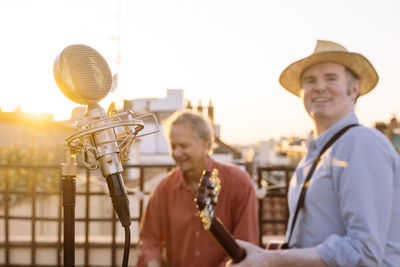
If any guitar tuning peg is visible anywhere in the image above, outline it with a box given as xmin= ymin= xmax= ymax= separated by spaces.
xmin=215 ymin=178 xmax=221 ymax=195
xmin=200 ymin=209 xmax=211 ymax=229
xmin=212 ymin=168 xmax=219 ymax=178
xmin=211 ymin=195 xmax=218 ymax=205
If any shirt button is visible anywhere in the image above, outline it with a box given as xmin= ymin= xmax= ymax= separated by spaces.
xmin=195 ymin=251 xmax=200 ymax=256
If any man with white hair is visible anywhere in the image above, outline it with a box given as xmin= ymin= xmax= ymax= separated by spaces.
xmin=228 ymin=40 xmax=400 ymax=266
xmin=137 ymin=110 xmax=259 ymax=267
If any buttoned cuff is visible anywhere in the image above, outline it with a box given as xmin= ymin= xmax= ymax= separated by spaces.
xmin=316 ymin=234 xmax=360 ymax=267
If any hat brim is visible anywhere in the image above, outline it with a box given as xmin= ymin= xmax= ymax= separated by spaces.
xmin=279 ymin=51 xmax=379 ymax=97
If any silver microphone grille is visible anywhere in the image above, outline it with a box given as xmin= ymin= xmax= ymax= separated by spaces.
xmin=54 ymin=44 xmax=112 ymax=105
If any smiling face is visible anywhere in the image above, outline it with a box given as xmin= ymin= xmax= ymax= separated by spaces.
xmin=169 ymin=122 xmax=210 ymax=183
xmin=300 ymin=62 xmax=360 ymax=135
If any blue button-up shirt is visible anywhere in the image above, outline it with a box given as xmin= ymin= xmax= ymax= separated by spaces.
xmin=287 ymin=112 xmax=400 ymax=266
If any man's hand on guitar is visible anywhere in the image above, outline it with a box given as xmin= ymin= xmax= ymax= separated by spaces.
xmin=226 ymin=240 xmax=330 ymax=267
xmin=225 ymin=240 xmax=271 ymax=267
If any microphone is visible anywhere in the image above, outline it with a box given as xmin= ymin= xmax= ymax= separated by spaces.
xmin=53 ymin=44 xmax=155 ymax=228
xmin=54 ymin=44 xmax=161 ymax=267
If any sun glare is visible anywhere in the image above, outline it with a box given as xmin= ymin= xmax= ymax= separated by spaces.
xmin=0 ymin=86 xmax=77 ymax=122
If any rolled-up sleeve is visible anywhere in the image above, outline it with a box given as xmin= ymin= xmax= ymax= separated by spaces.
xmin=316 ymin=129 xmax=394 ymax=266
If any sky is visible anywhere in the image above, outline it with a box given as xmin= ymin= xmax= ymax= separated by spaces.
xmin=1 ymin=0 xmax=400 ymax=145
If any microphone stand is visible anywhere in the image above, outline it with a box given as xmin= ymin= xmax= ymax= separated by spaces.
xmin=61 ymin=143 xmax=77 ymax=267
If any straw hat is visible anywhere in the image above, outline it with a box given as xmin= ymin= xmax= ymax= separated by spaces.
xmin=279 ymin=40 xmax=379 ymax=97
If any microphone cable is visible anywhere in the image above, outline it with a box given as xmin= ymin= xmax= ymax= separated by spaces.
xmin=106 ymin=172 xmax=131 ymax=267
xmin=123 ymin=226 xmax=131 ymax=267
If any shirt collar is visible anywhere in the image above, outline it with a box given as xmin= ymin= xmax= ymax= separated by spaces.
xmin=174 ymin=156 xmax=216 ymax=190
xmin=308 ymin=112 xmax=359 ymax=153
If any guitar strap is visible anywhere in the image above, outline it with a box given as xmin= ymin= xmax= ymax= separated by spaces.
xmin=283 ymin=123 xmax=359 ymax=249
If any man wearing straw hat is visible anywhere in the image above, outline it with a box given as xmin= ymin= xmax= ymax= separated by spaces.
xmin=227 ymin=40 xmax=400 ymax=266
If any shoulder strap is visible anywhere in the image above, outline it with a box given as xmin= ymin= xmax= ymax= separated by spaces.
xmin=285 ymin=124 xmax=359 ymax=247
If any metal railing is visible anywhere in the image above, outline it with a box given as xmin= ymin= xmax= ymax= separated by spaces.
xmin=257 ymin=165 xmax=295 ymax=247
xmin=0 ymin=164 xmax=61 ymax=267
xmin=0 ymin=163 xmax=293 ymax=266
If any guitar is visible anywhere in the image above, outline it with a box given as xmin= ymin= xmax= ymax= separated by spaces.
xmin=195 ymin=169 xmax=247 ymax=263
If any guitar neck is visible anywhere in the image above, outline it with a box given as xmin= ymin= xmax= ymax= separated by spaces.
xmin=209 ymin=217 xmax=246 ymax=263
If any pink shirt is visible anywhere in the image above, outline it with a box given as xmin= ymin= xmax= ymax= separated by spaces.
xmin=137 ymin=157 xmax=259 ymax=267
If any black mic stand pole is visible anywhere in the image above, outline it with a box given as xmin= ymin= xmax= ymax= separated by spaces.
xmin=61 ymin=143 xmax=77 ymax=267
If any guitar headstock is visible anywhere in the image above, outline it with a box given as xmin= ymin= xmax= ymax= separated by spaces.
xmin=195 ymin=169 xmax=247 ymax=263
xmin=195 ymin=168 xmax=221 ymax=229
